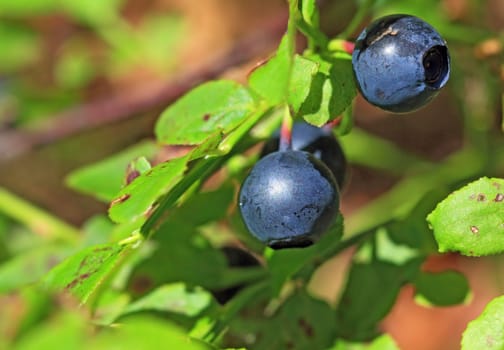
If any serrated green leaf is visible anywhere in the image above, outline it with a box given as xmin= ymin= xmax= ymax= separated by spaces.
xmin=267 ymin=214 xmax=343 ymax=296
xmin=121 ymin=283 xmax=213 ymax=318
xmin=108 ymin=154 xmax=190 ymax=223
xmin=413 ymin=270 xmax=470 ymax=307
xmin=42 ymin=240 xmax=136 ymax=305
xmin=427 ymin=177 xmax=504 ymax=256
xmin=248 ymin=35 xmax=292 ymax=105
xmin=252 ymin=290 xmax=337 ymax=350
xmin=462 ymin=295 xmax=504 ymax=350
xmin=155 ymin=80 xmax=255 ymax=145
xmin=298 ymin=55 xmax=356 ymax=126
xmin=288 ymin=55 xmax=319 ymax=113
xmin=335 ymin=258 xmax=422 ymax=341
xmin=0 ymin=244 xmax=69 ymax=293
xmin=66 ymin=140 xmax=157 ymax=202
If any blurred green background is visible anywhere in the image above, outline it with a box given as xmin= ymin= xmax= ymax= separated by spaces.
xmin=0 ymin=0 xmax=502 ymax=349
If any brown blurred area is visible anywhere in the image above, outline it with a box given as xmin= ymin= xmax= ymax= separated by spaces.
xmin=0 ymin=1 xmax=503 ymax=349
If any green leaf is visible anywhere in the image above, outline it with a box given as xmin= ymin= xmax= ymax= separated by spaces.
xmin=108 ymin=154 xmax=190 ymax=223
xmin=169 ymin=185 xmax=235 ymax=227
xmin=248 ymin=35 xmax=292 ymax=105
xmin=267 ymin=214 xmax=343 ymax=296
xmin=301 ymin=0 xmax=319 ymax=27
xmin=331 ymin=334 xmax=400 ymax=350
xmin=335 ymin=258 xmax=422 ymax=341
xmin=66 ymin=140 xmax=157 ymax=202
xmin=413 ymin=270 xmax=470 ymax=307
xmin=288 ymin=55 xmax=320 ymax=113
xmin=298 ymin=55 xmax=356 ymax=126
xmin=155 ymin=80 xmax=255 ymax=146
xmin=427 ymin=177 xmax=504 ymax=256
xmin=13 ymin=311 xmax=88 ymax=350
xmin=462 ymin=295 xmax=504 ymax=350
xmin=121 ymin=283 xmax=213 ymax=318
xmin=386 ymin=188 xmax=447 ymax=254
xmin=89 ymin=315 xmax=208 ymax=350
xmin=42 ymin=240 xmax=136 ymax=305
xmin=373 ymin=228 xmax=419 ymax=265
xmin=250 ymin=290 xmax=337 ymax=350
xmin=127 ymin=221 xmax=228 ymax=295
xmin=0 ymin=244 xmax=69 ymax=293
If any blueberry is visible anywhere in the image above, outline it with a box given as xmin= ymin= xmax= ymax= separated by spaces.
xmin=239 ymin=150 xmax=339 ymax=249
xmin=352 ymin=14 xmax=450 ymax=113
xmin=260 ymin=121 xmax=347 ymax=189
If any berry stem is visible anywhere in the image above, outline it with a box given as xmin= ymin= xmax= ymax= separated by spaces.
xmin=279 ymin=106 xmax=293 ymax=151
xmin=327 ymin=39 xmax=355 ymax=55
xmin=322 ymin=116 xmax=342 ymax=131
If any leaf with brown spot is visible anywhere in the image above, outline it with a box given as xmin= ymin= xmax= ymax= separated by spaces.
xmin=155 ymin=80 xmax=255 ymax=146
xmin=462 ymin=295 xmax=504 ymax=350
xmin=66 ymin=141 xmax=157 ymax=202
xmin=0 ymin=244 xmax=69 ymax=293
xmin=427 ymin=177 xmax=504 ymax=256
xmin=42 ymin=241 xmax=135 ymax=305
xmin=252 ymin=290 xmax=337 ymax=349
xmin=109 ymin=154 xmax=190 ymax=224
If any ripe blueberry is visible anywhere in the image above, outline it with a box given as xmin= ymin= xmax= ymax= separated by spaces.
xmin=239 ymin=150 xmax=339 ymax=249
xmin=352 ymin=14 xmax=450 ymax=113
xmin=260 ymin=121 xmax=347 ymax=189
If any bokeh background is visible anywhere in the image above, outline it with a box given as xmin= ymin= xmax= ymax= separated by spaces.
xmin=0 ymin=1 xmax=503 ymax=349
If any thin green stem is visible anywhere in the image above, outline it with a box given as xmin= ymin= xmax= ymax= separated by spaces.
xmin=0 ymin=187 xmax=80 ymax=243
xmin=339 ymin=0 xmax=374 ymax=39
xmin=217 ymin=267 xmax=268 ymax=289
xmin=287 ymin=0 xmax=299 ymax=57
xmin=203 ymin=280 xmax=271 ymax=343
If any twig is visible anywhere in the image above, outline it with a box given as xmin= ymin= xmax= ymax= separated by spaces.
xmin=0 ymin=14 xmax=288 ymax=162
xmin=0 ymin=187 xmax=80 ymax=243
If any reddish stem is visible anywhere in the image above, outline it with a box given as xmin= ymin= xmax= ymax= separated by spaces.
xmin=279 ymin=117 xmax=293 ymax=152
xmin=322 ymin=116 xmax=342 ymax=131
xmin=343 ymin=41 xmax=355 ymax=55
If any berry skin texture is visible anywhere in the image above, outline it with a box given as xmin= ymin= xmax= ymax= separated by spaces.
xmin=352 ymin=14 xmax=450 ymax=113
xmin=239 ymin=150 xmax=339 ymax=249
xmin=260 ymin=121 xmax=347 ymax=190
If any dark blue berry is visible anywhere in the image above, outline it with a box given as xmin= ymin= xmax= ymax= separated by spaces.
xmin=352 ymin=14 xmax=450 ymax=113
xmin=260 ymin=121 xmax=347 ymax=189
xmin=239 ymin=150 xmax=339 ymax=249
